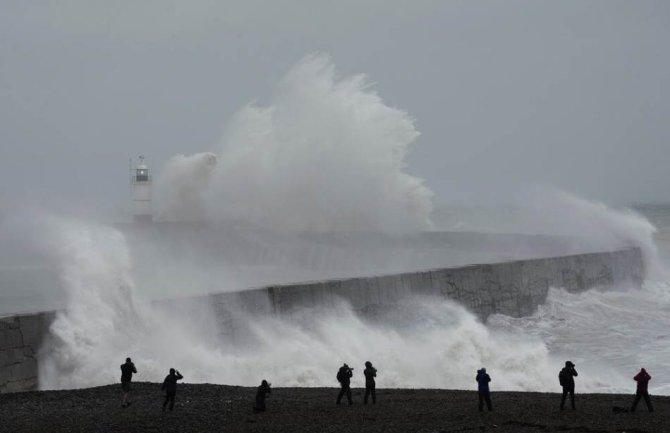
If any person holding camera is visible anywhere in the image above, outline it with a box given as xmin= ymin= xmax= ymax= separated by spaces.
xmin=363 ymin=361 xmax=377 ymax=405
xmin=559 ymin=361 xmax=578 ymax=410
xmin=336 ymin=363 xmax=354 ymax=405
xmin=631 ymin=367 xmax=654 ymax=412
xmin=476 ymin=368 xmax=492 ymax=411
xmin=253 ymin=379 xmax=272 ymax=412
xmin=161 ymin=368 xmax=184 ymax=412
xmin=120 ymin=357 xmax=137 ymax=408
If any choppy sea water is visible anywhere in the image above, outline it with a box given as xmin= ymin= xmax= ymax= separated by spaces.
xmin=490 ymin=205 xmax=670 ymax=394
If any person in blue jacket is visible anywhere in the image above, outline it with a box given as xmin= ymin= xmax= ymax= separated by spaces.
xmin=476 ymin=368 xmax=493 ymax=411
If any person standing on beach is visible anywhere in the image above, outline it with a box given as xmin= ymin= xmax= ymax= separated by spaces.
xmin=559 ymin=361 xmax=578 ymax=410
xmin=476 ymin=368 xmax=492 ymax=411
xmin=631 ymin=368 xmax=654 ymax=412
xmin=120 ymin=357 xmax=137 ymax=408
xmin=336 ymin=363 xmax=354 ymax=405
xmin=161 ymin=368 xmax=184 ymax=412
xmin=363 ymin=361 xmax=377 ymax=405
xmin=253 ymin=380 xmax=272 ymax=412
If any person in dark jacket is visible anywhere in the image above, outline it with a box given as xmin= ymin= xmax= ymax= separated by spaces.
xmin=363 ymin=361 xmax=377 ymax=405
xmin=253 ymin=380 xmax=272 ymax=412
xmin=161 ymin=368 xmax=184 ymax=412
xmin=336 ymin=363 xmax=353 ymax=405
xmin=559 ymin=361 xmax=578 ymax=410
xmin=476 ymin=368 xmax=492 ymax=411
xmin=120 ymin=357 xmax=137 ymax=407
xmin=631 ymin=368 xmax=654 ymax=412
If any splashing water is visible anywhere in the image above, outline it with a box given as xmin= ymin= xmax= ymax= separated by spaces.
xmin=38 ymin=219 xmax=655 ymax=394
xmin=154 ymin=152 xmax=218 ymax=222
xmin=38 ymin=219 xmax=559 ymax=390
xmin=39 ymin=220 xmax=234 ymax=388
xmin=39 ymin=219 xmax=141 ymax=388
xmin=489 ymin=283 xmax=670 ymax=394
xmin=38 ymin=191 xmax=670 ymax=393
xmin=155 ymin=53 xmax=433 ymax=232
xmin=520 ymin=189 xmax=663 ymax=279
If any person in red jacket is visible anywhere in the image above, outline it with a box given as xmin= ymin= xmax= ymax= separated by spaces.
xmin=631 ymin=368 xmax=654 ymax=412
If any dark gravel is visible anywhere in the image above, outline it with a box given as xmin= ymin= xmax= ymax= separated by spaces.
xmin=0 ymin=383 xmax=666 ymax=433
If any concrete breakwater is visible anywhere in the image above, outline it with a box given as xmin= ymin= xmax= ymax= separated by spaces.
xmin=0 ymin=247 xmax=644 ymax=393
xmin=0 ymin=312 xmax=53 ymax=393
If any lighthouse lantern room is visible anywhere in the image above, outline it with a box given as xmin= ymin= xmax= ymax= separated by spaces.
xmin=131 ymin=155 xmax=153 ymax=222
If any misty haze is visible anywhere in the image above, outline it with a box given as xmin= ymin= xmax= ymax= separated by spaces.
xmin=1 ymin=2 xmax=670 ymax=432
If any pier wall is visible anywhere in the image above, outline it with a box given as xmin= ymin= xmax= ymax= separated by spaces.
xmin=0 ymin=312 xmax=53 ymax=393
xmin=0 ymin=248 xmax=644 ymax=393
xmin=205 ymin=247 xmax=643 ymax=325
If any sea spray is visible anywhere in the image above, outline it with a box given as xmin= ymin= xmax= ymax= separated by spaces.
xmin=38 ymin=219 xmax=142 ymax=388
xmin=154 ymin=152 xmax=218 ymax=222
xmin=521 ymin=189 xmax=662 ymax=279
xmin=155 ymin=53 xmax=433 ymax=232
xmin=37 ymin=220 xmax=238 ymax=388
xmin=36 ymin=218 xmax=626 ymax=392
xmin=438 ymin=189 xmax=661 ymax=279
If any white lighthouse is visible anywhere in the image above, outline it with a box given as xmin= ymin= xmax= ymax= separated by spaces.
xmin=131 ymin=155 xmax=153 ymax=222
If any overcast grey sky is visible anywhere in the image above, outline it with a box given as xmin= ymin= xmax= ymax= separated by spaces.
xmin=1 ymin=0 xmax=669 ymax=215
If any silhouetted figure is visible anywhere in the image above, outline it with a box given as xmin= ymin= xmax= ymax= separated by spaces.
xmin=476 ymin=368 xmax=493 ymax=411
xmin=631 ymin=368 xmax=654 ymax=412
xmin=559 ymin=361 xmax=578 ymax=410
xmin=161 ymin=368 xmax=184 ymax=412
xmin=120 ymin=357 xmax=137 ymax=407
xmin=363 ymin=361 xmax=377 ymax=405
xmin=253 ymin=380 xmax=272 ymax=412
xmin=336 ymin=363 xmax=353 ymax=405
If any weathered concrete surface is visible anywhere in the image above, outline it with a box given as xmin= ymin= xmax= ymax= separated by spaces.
xmin=0 ymin=247 xmax=644 ymax=393
xmin=0 ymin=312 xmax=53 ymax=393
xmin=254 ymin=248 xmax=643 ymax=320
xmin=176 ymin=248 xmax=643 ymax=341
